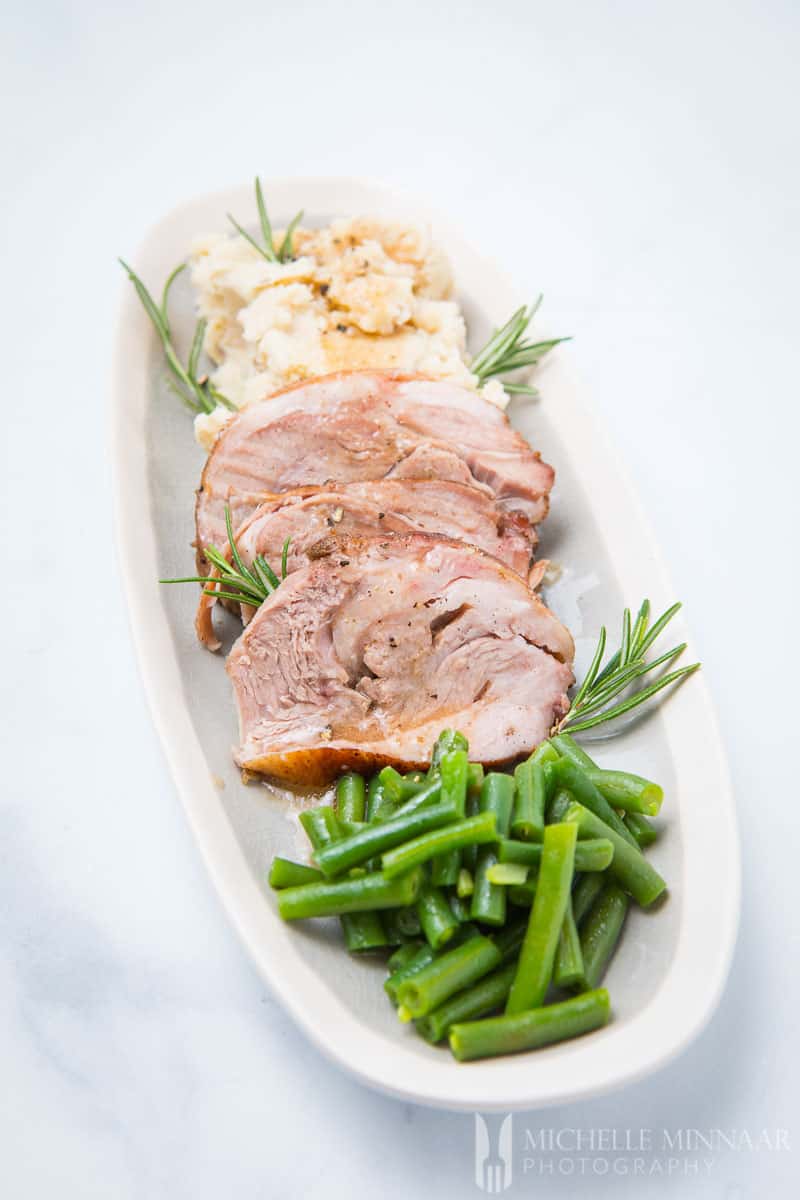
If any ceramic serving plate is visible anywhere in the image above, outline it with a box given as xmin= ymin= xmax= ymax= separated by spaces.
xmin=111 ymin=178 xmax=739 ymax=1111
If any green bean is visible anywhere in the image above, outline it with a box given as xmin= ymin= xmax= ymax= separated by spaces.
xmin=552 ymin=759 xmax=639 ymax=847
xmin=416 ymin=962 xmax=517 ymax=1043
xmin=549 ymin=732 xmax=596 ymax=769
xmin=580 ymin=882 xmax=630 ymax=987
xmin=456 ymin=868 xmax=474 ymax=898
xmin=315 ymin=800 xmax=458 ymax=878
xmin=471 ymin=774 xmax=516 ymax=926
xmin=366 ymin=775 xmax=393 ymax=822
xmin=268 ymin=857 xmax=323 ymax=889
xmin=506 ymin=822 xmax=577 ymax=1014
xmin=430 ymin=749 xmax=470 ymax=885
xmin=429 ymin=729 xmax=468 ymax=771
xmin=512 ymin=759 xmax=546 ymax=841
xmin=382 ymin=906 xmax=422 ymax=943
xmin=531 ymin=739 xmax=560 ymax=767
xmin=336 ymin=772 xmax=366 ymax=823
xmin=584 ymin=767 xmax=663 ymax=815
xmin=507 ymin=878 xmax=538 ymax=907
xmin=381 ymin=812 xmax=497 ymax=879
xmin=467 ymin=762 xmax=485 ymax=796
xmin=625 ymin=811 xmax=659 ymax=847
xmin=448 ymin=893 xmax=472 ymax=923
xmin=564 ymin=801 xmax=666 ymax=907
xmin=396 ymin=934 xmax=502 ymax=1019
xmin=486 ymin=862 xmax=528 ymax=886
xmin=387 ymin=940 xmax=423 ymax=971
xmin=493 ymin=917 xmax=528 ymax=962
xmin=553 ymin=895 xmax=587 ymax=990
xmin=298 ymin=805 xmax=339 ymax=854
xmin=416 ymin=883 xmax=460 ymax=950
xmin=449 ymin=988 xmax=610 ymax=1061
xmin=341 ymin=911 xmax=388 ymax=952
xmin=499 ymin=837 xmax=614 ymax=873
xmin=277 ymin=866 xmax=422 ymax=920
xmin=571 ymin=872 xmax=606 ymax=926
xmin=547 ymin=787 xmax=574 ymax=824
xmin=384 ymin=942 xmax=437 ymax=1003
xmin=390 ymin=777 xmax=442 ymax=819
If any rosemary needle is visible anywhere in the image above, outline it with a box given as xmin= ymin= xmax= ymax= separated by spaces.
xmin=557 ymin=600 xmax=700 ymax=736
xmin=160 ymin=505 xmax=291 ymax=610
xmin=227 ymin=177 xmax=304 ymax=264
xmin=119 ymin=259 xmax=236 ymax=415
xmin=471 ymin=299 xmax=570 ymax=396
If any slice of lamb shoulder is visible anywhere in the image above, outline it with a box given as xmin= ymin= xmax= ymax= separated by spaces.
xmin=195 ymin=477 xmax=538 ymax=649
xmin=226 ymin=533 xmax=574 ymax=784
xmin=195 ymin=370 xmax=554 ymax=564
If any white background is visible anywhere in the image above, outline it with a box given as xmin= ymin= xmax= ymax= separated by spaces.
xmin=2 ymin=1 xmax=798 ymax=1196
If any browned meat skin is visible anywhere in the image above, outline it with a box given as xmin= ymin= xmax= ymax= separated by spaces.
xmin=195 ymin=371 xmax=554 ymax=563
xmin=195 ymin=478 xmax=539 ymax=649
xmin=226 ymin=533 xmax=574 ymax=785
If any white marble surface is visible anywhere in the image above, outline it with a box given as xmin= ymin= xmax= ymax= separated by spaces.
xmin=2 ymin=1 xmax=798 ymax=1195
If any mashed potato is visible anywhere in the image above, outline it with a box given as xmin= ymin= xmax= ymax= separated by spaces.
xmin=189 ymin=217 xmax=507 ymax=449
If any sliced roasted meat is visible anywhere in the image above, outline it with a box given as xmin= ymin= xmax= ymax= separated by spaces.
xmin=226 ymin=534 xmax=574 ymax=784
xmin=195 ymin=478 xmax=539 ymax=649
xmin=196 ymin=371 xmax=554 ymax=561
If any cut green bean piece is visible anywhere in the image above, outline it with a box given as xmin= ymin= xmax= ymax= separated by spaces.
xmin=467 ymin=762 xmax=485 ymax=795
xmin=366 ymin=775 xmax=394 ymax=822
xmin=565 ymin=801 xmax=666 ymax=907
xmin=315 ymin=800 xmax=458 ymax=878
xmin=580 ymin=882 xmax=630 ymax=987
xmin=383 ymin=906 xmax=422 ymax=944
xmin=448 ymin=893 xmax=472 ymax=923
xmin=471 ymin=773 xmax=515 ymax=926
xmin=512 ymin=759 xmax=546 ymax=841
xmin=390 ymin=777 xmax=442 ymax=819
xmin=430 ymin=729 xmax=469 ymax=771
xmin=493 ymin=917 xmax=528 ymax=962
xmin=553 ymin=895 xmax=587 ymax=990
xmin=431 ymin=748 xmax=470 ymax=885
xmin=531 ymin=739 xmax=560 ymax=767
xmin=571 ymin=872 xmax=606 ymax=926
xmin=268 ymin=857 xmax=323 ymax=889
xmin=387 ymin=940 xmax=422 ymax=971
xmin=507 ymin=880 xmax=537 ymax=908
xmin=506 ymin=822 xmax=577 ymax=1014
xmin=336 ymin=773 xmax=366 ymax=823
xmin=277 ymin=866 xmax=422 ymax=920
xmin=417 ymin=884 xmax=460 ymax=949
xmin=584 ymin=767 xmax=663 ymax=815
xmin=384 ymin=942 xmax=437 ymax=1003
xmin=625 ymin=811 xmax=659 ymax=848
xmin=416 ymin=961 xmax=517 ymax=1043
xmin=298 ymin=805 xmax=339 ymax=853
xmin=382 ymin=812 xmax=497 ymax=879
xmin=549 ymin=732 xmax=597 ymax=770
xmin=552 ymin=759 xmax=639 ymax=847
xmin=450 ymin=988 xmax=610 ymax=1061
xmin=547 ymin=787 xmax=574 ymax=825
xmin=499 ymin=837 xmax=614 ymax=873
xmin=341 ymin=911 xmax=388 ymax=953
xmin=396 ymin=934 xmax=502 ymax=1019
xmin=457 ymin=868 xmax=474 ymax=898
xmin=486 ymin=862 xmax=529 ymax=886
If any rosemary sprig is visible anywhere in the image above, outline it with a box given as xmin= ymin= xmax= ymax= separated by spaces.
xmin=119 ymin=259 xmax=236 ymax=415
xmin=471 ymin=299 xmax=570 ymax=396
xmin=557 ymin=600 xmax=700 ymax=735
xmin=227 ymin=177 xmax=304 ymax=264
xmin=161 ymin=505 xmax=290 ymax=608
